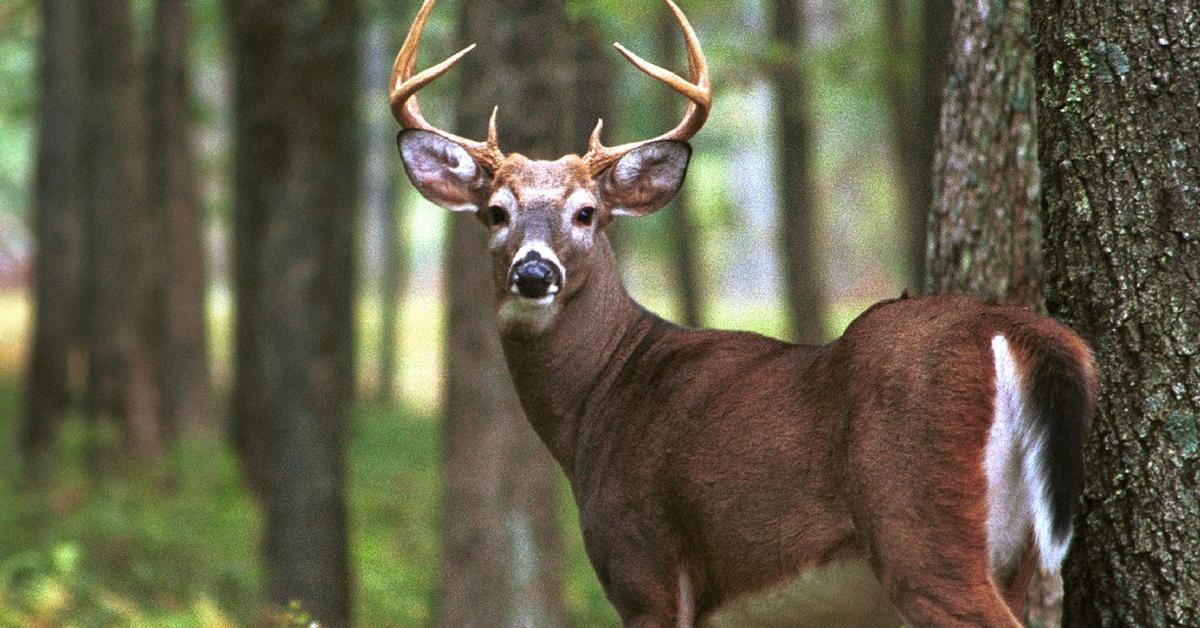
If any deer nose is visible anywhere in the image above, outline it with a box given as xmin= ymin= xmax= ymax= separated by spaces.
xmin=510 ymin=258 xmax=561 ymax=299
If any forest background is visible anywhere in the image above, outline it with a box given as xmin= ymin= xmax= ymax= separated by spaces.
xmin=0 ymin=0 xmax=1196 ymax=626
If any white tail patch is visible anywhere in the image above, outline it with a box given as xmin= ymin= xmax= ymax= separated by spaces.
xmin=987 ymin=335 xmax=1071 ymax=574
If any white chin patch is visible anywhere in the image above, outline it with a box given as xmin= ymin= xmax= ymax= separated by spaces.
xmin=498 ymin=293 xmax=558 ymax=333
xmin=508 ymin=285 xmax=560 ymax=299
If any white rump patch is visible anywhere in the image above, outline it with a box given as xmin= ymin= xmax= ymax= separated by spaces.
xmin=987 ymin=335 xmax=1070 ymax=574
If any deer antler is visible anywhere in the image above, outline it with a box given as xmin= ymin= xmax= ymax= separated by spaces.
xmin=390 ymin=0 xmax=504 ymax=172
xmin=583 ymin=0 xmax=712 ymax=175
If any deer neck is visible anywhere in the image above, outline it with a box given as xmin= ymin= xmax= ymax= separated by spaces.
xmin=499 ymin=235 xmax=652 ymax=476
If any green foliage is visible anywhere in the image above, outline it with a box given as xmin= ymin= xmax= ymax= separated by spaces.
xmin=0 ymin=368 xmax=618 ymax=626
xmin=0 ymin=379 xmax=258 ymax=625
xmin=0 ymin=3 xmax=36 ymax=221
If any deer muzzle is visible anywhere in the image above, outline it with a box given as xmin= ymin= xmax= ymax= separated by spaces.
xmin=509 ymin=248 xmax=564 ymax=301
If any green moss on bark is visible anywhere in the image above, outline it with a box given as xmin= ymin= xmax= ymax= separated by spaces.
xmin=1034 ymin=2 xmax=1200 ymax=626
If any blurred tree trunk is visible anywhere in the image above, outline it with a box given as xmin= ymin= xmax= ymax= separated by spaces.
xmin=881 ymin=0 xmax=952 ymax=292
xmin=770 ymin=0 xmax=825 ymax=343
xmin=1034 ymin=2 xmax=1200 ymax=626
xmin=365 ymin=21 xmax=405 ymax=404
xmin=375 ymin=182 xmax=404 ymax=405
xmin=925 ymin=1 xmax=1054 ymax=624
xmin=926 ymin=0 xmax=1040 ymax=306
xmin=22 ymin=0 xmax=86 ymax=473
xmin=658 ymin=9 xmax=704 ymax=328
xmin=81 ymin=0 xmax=163 ymax=460
xmin=437 ymin=0 xmax=569 ymax=626
xmin=228 ymin=1 xmax=360 ymax=624
xmin=148 ymin=0 xmax=213 ymax=436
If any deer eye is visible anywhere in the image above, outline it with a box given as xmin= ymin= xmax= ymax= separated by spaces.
xmin=487 ymin=205 xmax=509 ymax=227
xmin=574 ymin=206 xmax=596 ymax=227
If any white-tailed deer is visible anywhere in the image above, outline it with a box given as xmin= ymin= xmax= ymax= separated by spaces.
xmin=391 ymin=1 xmax=1096 ymax=625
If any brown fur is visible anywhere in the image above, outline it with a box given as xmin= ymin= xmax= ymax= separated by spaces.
xmin=495 ymin=236 xmax=1093 ymax=627
xmin=399 ymin=125 xmax=1094 ymax=628
xmin=390 ymin=2 xmax=1094 ymax=621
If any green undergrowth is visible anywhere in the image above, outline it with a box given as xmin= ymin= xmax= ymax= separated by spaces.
xmin=0 ymin=374 xmax=616 ymax=626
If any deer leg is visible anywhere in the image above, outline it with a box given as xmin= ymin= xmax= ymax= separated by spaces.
xmin=853 ymin=507 xmax=1022 ymax=627
xmin=601 ymin=558 xmax=695 ymax=628
xmin=847 ymin=462 xmax=1021 ymax=625
xmin=997 ymin=539 xmax=1039 ymax=619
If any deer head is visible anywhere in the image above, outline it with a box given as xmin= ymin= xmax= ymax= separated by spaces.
xmin=391 ymin=0 xmax=711 ymax=335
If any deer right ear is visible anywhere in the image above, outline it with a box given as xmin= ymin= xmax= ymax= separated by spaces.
xmin=599 ymin=140 xmax=692 ymax=217
xmin=398 ymin=129 xmax=490 ymax=212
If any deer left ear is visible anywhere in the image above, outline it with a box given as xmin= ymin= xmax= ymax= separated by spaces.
xmin=599 ymin=140 xmax=691 ymax=217
xmin=398 ymin=129 xmax=490 ymax=212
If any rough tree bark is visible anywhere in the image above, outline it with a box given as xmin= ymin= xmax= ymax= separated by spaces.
xmin=926 ymin=1 xmax=1059 ymax=624
xmin=81 ymin=0 xmax=163 ymax=460
xmin=437 ymin=0 xmax=569 ymax=626
xmin=927 ymin=0 xmax=1040 ymax=306
xmin=658 ymin=8 xmax=705 ymax=328
xmin=885 ymin=0 xmax=953 ymax=293
xmin=228 ymin=1 xmax=360 ymax=624
xmin=771 ymin=0 xmax=825 ymax=343
xmin=1033 ymin=2 xmax=1200 ymax=626
xmin=148 ymin=0 xmax=212 ymax=435
xmin=22 ymin=0 xmax=86 ymax=473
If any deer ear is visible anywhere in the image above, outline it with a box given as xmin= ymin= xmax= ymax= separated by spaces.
xmin=398 ymin=129 xmax=489 ymax=212
xmin=599 ymin=140 xmax=691 ymax=217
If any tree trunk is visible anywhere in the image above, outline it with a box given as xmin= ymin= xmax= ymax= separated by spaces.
xmin=882 ymin=0 xmax=953 ymax=293
xmin=229 ymin=1 xmax=360 ymax=624
xmin=365 ymin=20 xmax=405 ymax=404
xmin=658 ymin=9 xmax=704 ymax=328
xmin=926 ymin=0 xmax=1040 ymax=306
xmin=437 ymin=1 xmax=569 ymax=626
xmin=81 ymin=0 xmax=163 ymax=460
xmin=771 ymin=0 xmax=825 ymax=343
xmin=148 ymin=0 xmax=212 ymax=436
xmin=1033 ymin=2 xmax=1200 ymax=626
xmin=926 ymin=1 xmax=1057 ymax=624
xmin=23 ymin=0 xmax=86 ymax=473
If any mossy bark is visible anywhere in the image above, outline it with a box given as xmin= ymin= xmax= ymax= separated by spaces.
xmin=1033 ymin=2 xmax=1200 ymax=626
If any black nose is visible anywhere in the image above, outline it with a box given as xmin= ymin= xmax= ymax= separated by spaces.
xmin=510 ymin=259 xmax=560 ymax=299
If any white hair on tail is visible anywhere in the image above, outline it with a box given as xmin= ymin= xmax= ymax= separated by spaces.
xmin=986 ymin=335 xmax=1072 ymax=574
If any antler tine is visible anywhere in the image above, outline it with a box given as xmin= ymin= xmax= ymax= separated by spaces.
xmin=585 ymin=0 xmax=711 ymax=174
xmin=389 ymin=0 xmax=504 ymax=170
